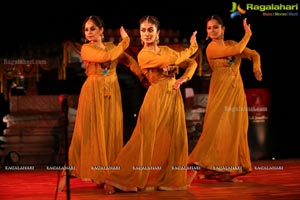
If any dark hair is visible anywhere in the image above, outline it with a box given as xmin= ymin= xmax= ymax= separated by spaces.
xmin=138 ymin=15 xmax=160 ymax=30
xmin=205 ymin=15 xmax=224 ymax=27
xmin=82 ymin=15 xmax=105 ymax=36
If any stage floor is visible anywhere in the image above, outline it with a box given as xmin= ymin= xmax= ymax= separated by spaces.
xmin=1 ymin=158 xmax=299 ymax=200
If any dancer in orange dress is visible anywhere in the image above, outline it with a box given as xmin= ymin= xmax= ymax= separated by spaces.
xmin=189 ymin=15 xmax=262 ymax=182
xmin=103 ymin=15 xmax=198 ymax=194
xmin=57 ymin=15 xmax=147 ymax=191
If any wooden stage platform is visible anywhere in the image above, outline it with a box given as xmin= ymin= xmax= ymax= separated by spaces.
xmin=1 ymin=158 xmax=299 ymax=200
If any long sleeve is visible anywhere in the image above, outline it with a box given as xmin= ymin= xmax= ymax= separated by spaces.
xmin=138 ymin=42 xmax=198 ymax=70
xmin=174 ymin=41 xmax=198 ymax=65
xmin=206 ymin=31 xmax=252 ymax=59
xmin=137 ymin=49 xmax=177 ymax=69
xmin=242 ymin=48 xmax=261 ymax=73
xmin=178 ymin=58 xmax=198 ymax=81
xmin=81 ymin=37 xmax=130 ymax=62
xmin=118 ymin=52 xmax=144 ymax=81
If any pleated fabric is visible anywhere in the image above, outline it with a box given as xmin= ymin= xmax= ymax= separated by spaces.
xmin=105 ymin=43 xmax=198 ymax=191
xmin=189 ymin=31 xmax=261 ymax=177
xmin=67 ymin=37 xmax=144 ymax=184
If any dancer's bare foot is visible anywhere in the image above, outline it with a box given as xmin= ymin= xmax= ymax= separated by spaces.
xmin=57 ymin=175 xmax=66 ymax=192
xmin=218 ymin=173 xmax=243 ymax=182
xmin=97 ymin=183 xmax=105 ymax=188
xmin=202 ymin=169 xmax=218 ymax=179
xmin=104 ymin=184 xmax=116 ymax=195
xmin=187 ymin=170 xmax=198 ymax=183
xmin=143 ymin=186 xmax=157 ymax=191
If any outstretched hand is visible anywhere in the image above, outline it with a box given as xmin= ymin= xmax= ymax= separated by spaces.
xmin=254 ymin=71 xmax=262 ymax=81
xmin=190 ymin=31 xmax=197 ymax=44
xmin=243 ymin=18 xmax=252 ymax=34
xmin=120 ymin=26 xmax=128 ymax=39
xmin=173 ymin=78 xmax=187 ymax=90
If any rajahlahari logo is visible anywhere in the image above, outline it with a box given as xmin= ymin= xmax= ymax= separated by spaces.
xmin=230 ymin=2 xmax=246 ymax=19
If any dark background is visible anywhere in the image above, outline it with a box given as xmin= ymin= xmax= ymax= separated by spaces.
xmin=0 ymin=0 xmax=299 ymax=158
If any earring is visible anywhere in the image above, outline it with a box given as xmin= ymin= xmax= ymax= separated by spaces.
xmin=156 ymin=35 xmax=159 ymax=45
xmin=206 ymin=35 xmax=209 ymax=40
xmin=140 ymin=39 xmax=144 ymax=45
